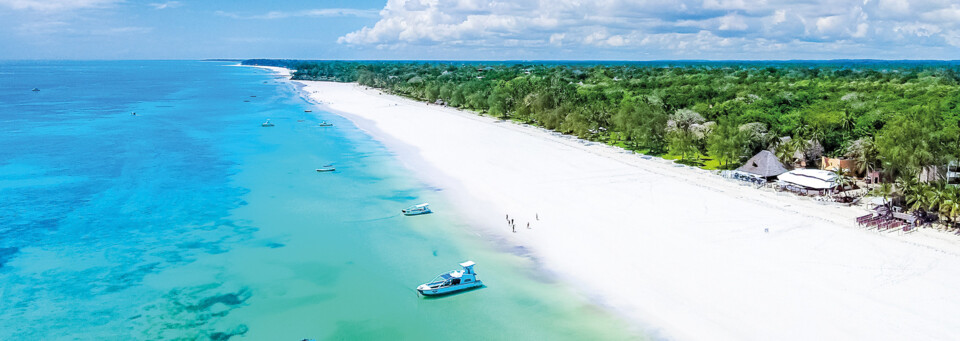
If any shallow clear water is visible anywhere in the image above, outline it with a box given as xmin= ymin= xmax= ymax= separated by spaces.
xmin=0 ymin=61 xmax=643 ymax=340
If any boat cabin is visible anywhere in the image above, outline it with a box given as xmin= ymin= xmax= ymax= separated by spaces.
xmin=421 ymin=261 xmax=478 ymax=290
xmin=402 ymin=203 xmax=431 ymax=215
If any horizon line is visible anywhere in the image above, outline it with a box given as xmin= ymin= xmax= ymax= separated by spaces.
xmin=237 ymin=58 xmax=960 ymax=63
xmin=3 ymin=58 xmax=960 ymax=63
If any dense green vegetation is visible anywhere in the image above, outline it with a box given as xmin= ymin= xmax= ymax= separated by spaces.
xmin=244 ymin=59 xmax=960 ymax=183
xmin=896 ymin=177 xmax=960 ymax=224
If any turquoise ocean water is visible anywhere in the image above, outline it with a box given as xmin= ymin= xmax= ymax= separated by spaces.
xmin=0 ymin=61 xmax=643 ymax=340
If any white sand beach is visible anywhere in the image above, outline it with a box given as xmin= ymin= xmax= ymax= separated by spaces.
xmin=253 ymin=66 xmax=960 ymax=340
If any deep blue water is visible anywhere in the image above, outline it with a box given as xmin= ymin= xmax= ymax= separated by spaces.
xmin=0 ymin=61 xmax=283 ymax=338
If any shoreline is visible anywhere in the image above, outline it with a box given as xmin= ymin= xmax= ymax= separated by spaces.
xmin=247 ymin=65 xmax=960 ymax=340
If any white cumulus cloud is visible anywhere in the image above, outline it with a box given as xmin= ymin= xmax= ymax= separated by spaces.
xmin=326 ymin=0 xmax=960 ymax=58
xmin=718 ymin=13 xmax=749 ymax=31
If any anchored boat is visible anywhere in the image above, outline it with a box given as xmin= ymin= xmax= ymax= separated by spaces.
xmin=417 ymin=261 xmax=482 ymax=296
xmin=402 ymin=203 xmax=431 ymax=215
xmin=318 ymin=121 xmax=333 ymax=127
xmin=261 ymin=119 xmax=274 ymax=127
xmin=31 ymin=88 xmax=40 ymax=92
xmin=316 ymin=164 xmax=335 ymax=172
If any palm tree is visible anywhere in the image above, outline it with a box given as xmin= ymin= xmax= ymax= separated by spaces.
xmin=871 ymin=182 xmax=895 ymax=209
xmin=923 ymin=182 xmax=947 ymax=215
xmin=773 ymin=136 xmax=806 ymax=167
xmin=790 ymin=138 xmax=807 ymax=165
xmin=896 ymin=176 xmax=921 ymax=211
xmin=807 ymin=126 xmax=825 ymax=148
xmin=792 ymin=124 xmax=808 ymax=141
xmin=849 ymin=137 xmax=877 ymax=176
xmin=774 ymin=139 xmax=796 ymax=165
xmin=832 ymin=168 xmax=853 ymax=196
xmin=939 ymin=186 xmax=960 ymax=226
xmin=839 ymin=109 xmax=856 ymax=141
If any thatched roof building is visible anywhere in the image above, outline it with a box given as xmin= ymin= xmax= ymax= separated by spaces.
xmin=737 ymin=150 xmax=788 ymax=178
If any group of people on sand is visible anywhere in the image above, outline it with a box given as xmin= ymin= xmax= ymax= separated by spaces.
xmin=506 ymin=213 xmax=538 ymax=233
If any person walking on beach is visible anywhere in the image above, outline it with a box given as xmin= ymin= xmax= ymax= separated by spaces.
xmin=527 ymin=222 xmax=530 ymax=229
xmin=512 ymin=224 xmax=516 ymax=233
xmin=536 ymin=213 xmax=539 ymax=221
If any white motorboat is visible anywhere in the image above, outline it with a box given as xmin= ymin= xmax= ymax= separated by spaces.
xmin=316 ymin=164 xmax=335 ymax=172
xmin=261 ymin=119 xmax=274 ymax=127
xmin=417 ymin=261 xmax=482 ymax=296
xmin=402 ymin=203 xmax=431 ymax=215
xmin=318 ymin=121 xmax=333 ymax=127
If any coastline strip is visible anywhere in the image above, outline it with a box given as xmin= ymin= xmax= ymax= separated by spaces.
xmin=251 ymin=65 xmax=960 ymax=341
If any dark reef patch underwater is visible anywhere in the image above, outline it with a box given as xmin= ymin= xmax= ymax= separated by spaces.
xmin=0 ymin=247 xmax=18 ymax=269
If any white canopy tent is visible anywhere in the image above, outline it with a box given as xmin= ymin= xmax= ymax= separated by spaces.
xmin=777 ymin=169 xmax=837 ymax=190
xmin=869 ymin=197 xmax=890 ymax=206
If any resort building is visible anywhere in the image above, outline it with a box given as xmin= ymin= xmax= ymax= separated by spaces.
xmin=820 ymin=156 xmax=857 ymax=174
xmin=919 ymin=166 xmax=942 ymax=183
xmin=949 ymin=160 xmax=960 ymax=186
xmin=917 ymin=161 xmax=960 ymax=184
xmin=735 ymin=150 xmax=788 ymax=180
xmin=865 ymin=170 xmax=882 ymax=184
xmin=777 ymin=169 xmax=838 ymax=195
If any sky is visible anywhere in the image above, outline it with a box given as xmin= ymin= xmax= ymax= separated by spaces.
xmin=2 ymin=0 xmax=960 ymax=60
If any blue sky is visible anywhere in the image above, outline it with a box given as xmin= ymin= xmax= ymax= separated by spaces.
xmin=2 ymin=0 xmax=960 ymax=60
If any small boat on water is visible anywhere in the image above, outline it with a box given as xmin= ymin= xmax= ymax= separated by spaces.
xmin=318 ymin=121 xmax=333 ymax=127
xmin=417 ymin=261 xmax=482 ymax=296
xmin=261 ymin=119 xmax=275 ymax=127
xmin=316 ymin=164 xmax=335 ymax=172
xmin=304 ymin=110 xmax=312 ymax=113
xmin=31 ymin=88 xmax=40 ymax=92
xmin=402 ymin=203 xmax=431 ymax=216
